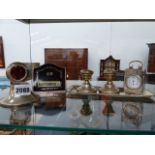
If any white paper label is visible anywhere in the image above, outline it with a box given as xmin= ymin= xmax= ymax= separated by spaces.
xmin=14 ymin=84 xmax=31 ymax=97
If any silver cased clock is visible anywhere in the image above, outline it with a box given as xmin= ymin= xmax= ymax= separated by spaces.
xmin=0 ymin=62 xmax=39 ymax=107
xmin=124 ymin=60 xmax=145 ymax=95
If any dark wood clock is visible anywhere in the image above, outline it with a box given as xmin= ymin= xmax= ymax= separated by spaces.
xmin=0 ymin=36 xmax=5 ymax=68
xmin=98 ymin=55 xmax=123 ymax=80
xmin=147 ymin=43 xmax=155 ymax=73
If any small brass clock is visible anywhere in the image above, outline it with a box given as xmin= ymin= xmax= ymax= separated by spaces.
xmin=124 ymin=60 xmax=145 ymax=95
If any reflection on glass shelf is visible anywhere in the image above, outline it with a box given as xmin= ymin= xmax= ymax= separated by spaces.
xmin=121 ymin=102 xmax=143 ymax=130
xmin=30 ymin=98 xmax=155 ymax=134
xmin=0 ymin=83 xmax=155 ymax=134
xmin=0 ymin=105 xmax=34 ymax=135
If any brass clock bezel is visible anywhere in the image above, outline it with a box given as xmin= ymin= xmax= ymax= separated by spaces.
xmin=6 ymin=62 xmax=29 ymax=83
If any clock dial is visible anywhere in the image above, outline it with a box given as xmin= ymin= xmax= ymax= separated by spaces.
xmin=126 ymin=75 xmax=142 ymax=89
xmin=10 ymin=66 xmax=26 ymax=81
xmin=6 ymin=63 xmax=29 ymax=82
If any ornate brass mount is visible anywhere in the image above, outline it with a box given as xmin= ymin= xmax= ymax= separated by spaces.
xmin=100 ymin=65 xmax=119 ymax=95
xmin=77 ymin=69 xmax=97 ymax=93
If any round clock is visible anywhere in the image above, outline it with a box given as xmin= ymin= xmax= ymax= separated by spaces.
xmin=6 ymin=62 xmax=29 ymax=83
xmin=124 ymin=60 xmax=145 ymax=95
xmin=126 ymin=75 xmax=142 ymax=89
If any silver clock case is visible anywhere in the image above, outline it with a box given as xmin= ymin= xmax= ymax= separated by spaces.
xmin=0 ymin=62 xmax=39 ymax=108
xmin=0 ymin=84 xmax=39 ymax=108
xmin=124 ymin=67 xmax=145 ymax=95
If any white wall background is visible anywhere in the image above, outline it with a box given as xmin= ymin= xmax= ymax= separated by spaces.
xmin=1 ymin=21 xmax=155 ymax=79
xmin=30 ymin=22 xmax=155 ymax=80
xmin=0 ymin=19 xmax=30 ymax=76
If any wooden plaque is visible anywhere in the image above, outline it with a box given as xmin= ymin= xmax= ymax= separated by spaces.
xmin=45 ymin=48 xmax=88 ymax=80
xmin=0 ymin=37 xmax=5 ymax=68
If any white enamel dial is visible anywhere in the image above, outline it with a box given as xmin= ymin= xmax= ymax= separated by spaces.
xmin=126 ymin=75 xmax=142 ymax=89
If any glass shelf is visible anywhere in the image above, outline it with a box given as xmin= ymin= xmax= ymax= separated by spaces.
xmin=0 ymin=87 xmax=155 ymax=135
xmin=1 ymin=20 xmax=155 ymax=135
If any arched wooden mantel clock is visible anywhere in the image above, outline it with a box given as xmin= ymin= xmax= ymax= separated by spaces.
xmin=98 ymin=55 xmax=120 ymax=80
